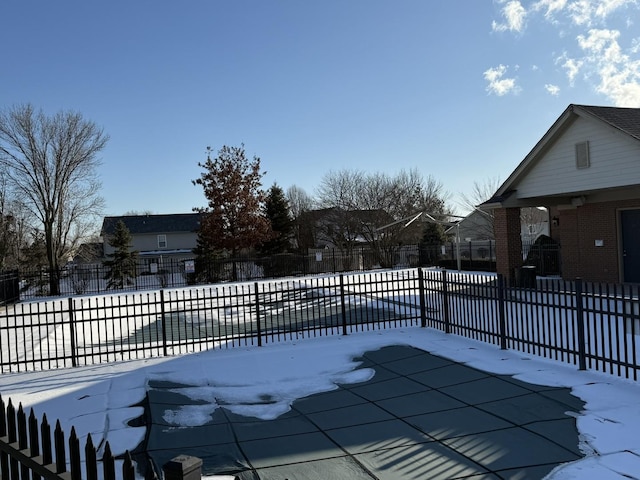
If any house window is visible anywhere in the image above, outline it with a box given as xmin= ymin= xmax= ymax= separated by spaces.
xmin=158 ymin=235 xmax=167 ymax=249
xmin=575 ymin=141 xmax=590 ymax=169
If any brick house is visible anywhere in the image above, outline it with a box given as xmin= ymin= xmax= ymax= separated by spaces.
xmin=483 ymin=104 xmax=640 ymax=284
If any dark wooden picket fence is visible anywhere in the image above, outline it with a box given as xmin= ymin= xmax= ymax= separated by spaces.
xmin=0 ymin=395 xmax=136 ymax=480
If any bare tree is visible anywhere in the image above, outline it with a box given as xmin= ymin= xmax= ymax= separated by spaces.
xmin=286 ymin=185 xmax=314 ymax=219
xmin=315 ymin=169 xmax=450 ymax=267
xmin=457 ymin=176 xmax=502 ymax=240
xmin=286 ymin=185 xmax=315 ymax=251
xmin=314 ymin=170 xmax=367 ymax=264
xmin=0 ymin=104 xmax=108 ymax=295
xmin=459 ymin=176 xmax=501 ymax=212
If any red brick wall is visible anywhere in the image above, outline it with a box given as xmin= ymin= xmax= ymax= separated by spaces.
xmin=494 ymin=207 xmax=522 ymax=283
xmin=558 ymin=199 xmax=640 ymax=283
xmin=558 ymin=208 xmax=579 ymax=279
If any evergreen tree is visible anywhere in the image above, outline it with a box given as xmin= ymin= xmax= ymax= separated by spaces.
xmin=103 ymin=220 xmax=137 ymax=289
xmin=260 ymin=184 xmax=294 ymax=255
xmin=21 ymin=231 xmax=49 ymax=295
xmin=419 ymin=222 xmax=447 ymax=266
xmin=191 ymin=230 xmax=224 ymax=284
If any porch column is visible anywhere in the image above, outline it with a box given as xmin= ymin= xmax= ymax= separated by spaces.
xmin=494 ymin=207 xmax=522 ymax=284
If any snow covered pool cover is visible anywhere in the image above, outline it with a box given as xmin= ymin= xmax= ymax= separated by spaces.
xmin=139 ymin=345 xmax=584 ymax=479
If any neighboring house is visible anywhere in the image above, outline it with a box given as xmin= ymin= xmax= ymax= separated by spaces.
xmin=520 ymin=207 xmax=550 ymax=245
xmin=101 ymin=213 xmax=201 ymax=268
xmin=448 ymin=208 xmax=549 ymax=243
xmin=72 ymin=242 xmax=104 ymax=264
xmin=448 ymin=210 xmax=495 ymax=242
xmin=484 ymin=104 xmax=640 ymax=284
xmin=298 ymin=208 xmax=394 ymax=250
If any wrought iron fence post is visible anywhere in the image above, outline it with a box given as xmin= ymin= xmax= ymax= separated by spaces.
xmin=17 ymin=404 xmax=29 ymax=480
xmin=0 ymin=398 xmax=7 ymax=480
xmin=441 ymin=269 xmax=451 ymax=334
xmin=69 ymin=427 xmax=81 ymax=480
xmin=7 ymin=400 xmax=18 ymax=480
xmin=85 ymin=434 xmax=98 ymax=480
xmin=102 ymin=443 xmax=116 ymax=480
xmin=339 ymin=274 xmax=348 ymax=335
xmin=254 ymin=282 xmax=262 ymax=347
xmin=96 ymin=264 xmax=102 ymax=294
xmin=160 ymin=290 xmax=168 ymax=357
xmin=497 ymin=274 xmax=507 ymax=350
xmin=418 ymin=268 xmax=426 ymax=328
xmin=54 ymin=420 xmax=66 ymax=474
xmin=575 ymin=278 xmax=587 ymax=370
xmin=122 ymin=451 xmax=136 ymax=480
xmin=68 ymin=298 xmax=78 ymax=367
xmin=28 ymin=410 xmax=41 ymax=480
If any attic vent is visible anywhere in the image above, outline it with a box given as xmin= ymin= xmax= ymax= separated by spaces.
xmin=575 ymin=141 xmax=590 ymax=169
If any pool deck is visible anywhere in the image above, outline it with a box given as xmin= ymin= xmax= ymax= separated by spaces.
xmin=143 ymin=345 xmax=584 ymax=479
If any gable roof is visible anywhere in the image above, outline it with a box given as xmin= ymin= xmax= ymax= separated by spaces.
xmin=578 ymin=105 xmax=640 ymax=141
xmin=101 ymin=213 xmax=201 ymax=236
xmin=483 ymin=104 xmax=640 ymax=208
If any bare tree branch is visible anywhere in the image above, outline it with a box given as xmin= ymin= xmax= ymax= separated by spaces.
xmin=0 ymin=104 xmax=108 ymax=294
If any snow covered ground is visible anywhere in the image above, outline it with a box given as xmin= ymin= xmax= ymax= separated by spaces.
xmin=1 ymin=270 xmax=640 ymax=478
xmin=1 ymin=325 xmax=640 ymax=479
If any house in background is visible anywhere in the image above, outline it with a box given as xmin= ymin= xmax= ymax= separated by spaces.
xmin=449 ymin=208 xmax=549 ymax=243
xmin=298 ymin=208 xmax=394 ymax=250
xmin=484 ymin=104 xmax=640 ymax=284
xmin=450 ymin=210 xmax=495 ymax=242
xmin=101 ymin=213 xmax=201 ymax=269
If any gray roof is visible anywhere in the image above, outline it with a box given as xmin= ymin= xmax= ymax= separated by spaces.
xmin=101 ymin=213 xmax=201 ymax=236
xmin=483 ymin=104 xmax=640 ymax=207
xmin=577 ymin=105 xmax=640 ymax=141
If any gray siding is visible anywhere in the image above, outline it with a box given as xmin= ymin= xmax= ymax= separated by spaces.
xmin=516 ymin=116 xmax=640 ymax=198
xmin=103 ymin=231 xmax=197 ymax=256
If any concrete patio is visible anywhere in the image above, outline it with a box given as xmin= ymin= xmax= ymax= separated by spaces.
xmin=141 ymin=345 xmax=584 ymax=479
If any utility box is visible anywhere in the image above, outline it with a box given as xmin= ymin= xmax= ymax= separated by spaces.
xmin=515 ymin=266 xmax=537 ymax=289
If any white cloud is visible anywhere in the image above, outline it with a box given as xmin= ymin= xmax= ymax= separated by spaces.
xmin=492 ymin=1 xmax=528 ymax=32
xmin=567 ymin=0 xmax=637 ymax=26
xmin=533 ymin=0 xmax=569 ymax=20
xmin=577 ymin=28 xmax=640 ymax=105
xmin=545 ymin=83 xmax=562 ymax=94
xmin=568 ymin=0 xmax=596 ymax=25
xmin=594 ymin=0 xmax=637 ymax=18
xmin=558 ymin=54 xmax=585 ymax=84
xmin=498 ymin=0 xmax=638 ymax=30
xmin=484 ymin=64 xmax=521 ymax=95
xmin=490 ymin=0 xmax=640 ymax=105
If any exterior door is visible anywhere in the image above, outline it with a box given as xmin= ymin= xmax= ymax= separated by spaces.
xmin=621 ymin=209 xmax=640 ymax=283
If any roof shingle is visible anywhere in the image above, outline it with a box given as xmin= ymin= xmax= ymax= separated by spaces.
xmin=101 ymin=213 xmax=201 ymax=236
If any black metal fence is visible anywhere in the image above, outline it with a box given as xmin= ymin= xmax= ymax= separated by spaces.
xmin=17 ymin=247 xmax=422 ymax=300
xmin=1 ymin=268 xmax=638 ymax=380
xmin=14 ymin=240 xmax=560 ymax=301
xmin=0 ymin=395 xmax=136 ymax=480
xmin=0 ymin=270 xmax=19 ymax=306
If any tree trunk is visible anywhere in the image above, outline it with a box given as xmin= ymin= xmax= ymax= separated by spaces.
xmin=45 ymin=221 xmax=61 ymax=296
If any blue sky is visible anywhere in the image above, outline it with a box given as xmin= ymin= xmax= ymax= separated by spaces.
xmin=1 ymin=1 xmax=639 ymax=217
